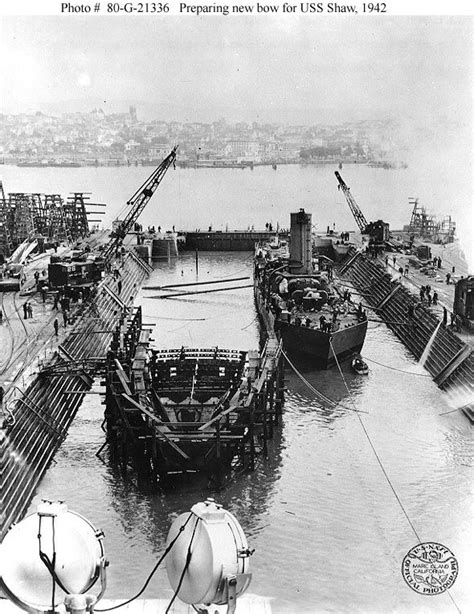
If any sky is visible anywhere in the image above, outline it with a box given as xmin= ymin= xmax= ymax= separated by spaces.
xmin=1 ymin=14 xmax=472 ymax=128
xmin=1 ymin=9 xmax=472 ymax=260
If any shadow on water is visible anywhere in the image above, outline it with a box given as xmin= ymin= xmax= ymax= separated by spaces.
xmin=97 ymin=418 xmax=286 ymax=546
xmin=282 ymin=351 xmax=369 ymax=424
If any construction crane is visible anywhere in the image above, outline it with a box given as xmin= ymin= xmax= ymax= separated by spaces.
xmin=103 ymin=146 xmax=178 ymax=261
xmin=334 ymin=170 xmax=389 ymax=246
xmin=334 ymin=170 xmax=368 ymax=233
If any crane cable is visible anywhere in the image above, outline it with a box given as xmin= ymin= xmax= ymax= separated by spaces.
xmin=281 ymin=349 xmax=368 ymax=414
xmin=363 ymin=355 xmax=431 ymax=377
xmin=328 ymin=339 xmax=461 ymax=613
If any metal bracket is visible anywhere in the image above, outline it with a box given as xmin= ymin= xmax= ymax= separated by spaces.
xmin=225 ymin=575 xmax=238 ymax=614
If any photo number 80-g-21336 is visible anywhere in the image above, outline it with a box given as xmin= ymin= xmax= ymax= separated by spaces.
xmin=107 ymin=3 xmax=169 ymax=12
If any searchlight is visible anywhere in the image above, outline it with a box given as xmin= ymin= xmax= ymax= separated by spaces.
xmin=0 ymin=498 xmax=253 ymax=614
xmin=166 ymin=498 xmax=253 ymax=613
xmin=0 ymin=500 xmax=107 ymax=614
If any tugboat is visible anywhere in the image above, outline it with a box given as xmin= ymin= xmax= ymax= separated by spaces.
xmin=254 ymin=209 xmax=368 ymax=369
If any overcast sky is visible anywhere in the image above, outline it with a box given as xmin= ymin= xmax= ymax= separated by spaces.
xmin=1 ymin=15 xmax=472 ymax=127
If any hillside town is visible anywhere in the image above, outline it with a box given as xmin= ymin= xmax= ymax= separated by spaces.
xmin=0 ymin=107 xmax=406 ymax=168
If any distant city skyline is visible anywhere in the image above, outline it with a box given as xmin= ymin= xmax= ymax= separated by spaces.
xmin=1 ymin=10 xmax=472 ymax=261
xmin=2 ymin=102 xmax=397 ymax=126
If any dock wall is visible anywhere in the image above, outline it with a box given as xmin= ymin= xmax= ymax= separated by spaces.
xmin=0 ymin=251 xmax=151 ymax=538
xmin=339 ymin=250 xmax=473 ymax=403
xmin=182 ymin=230 xmax=289 ymax=251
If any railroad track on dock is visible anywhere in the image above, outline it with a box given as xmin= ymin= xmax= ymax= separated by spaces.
xmin=0 ymin=291 xmax=54 ymax=379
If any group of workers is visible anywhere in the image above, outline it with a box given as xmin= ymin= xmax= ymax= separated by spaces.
xmin=269 ymin=275 xmax=366 ymax=333
xmin=420 ymin=285 xmax=438 ymax=307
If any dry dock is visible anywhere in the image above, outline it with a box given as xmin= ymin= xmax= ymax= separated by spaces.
xmin=0 ymin=243 xmax=151 ymax=538
xmin=338 ymin=246 xmax=473 ymax=419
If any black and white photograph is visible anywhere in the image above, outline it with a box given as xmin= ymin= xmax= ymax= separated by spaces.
xmin=0 ymin=2 xmax=472 ymax=613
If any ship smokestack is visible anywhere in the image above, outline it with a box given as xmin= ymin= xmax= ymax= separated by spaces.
xmin=289 ymin=209 xmax=312 ymax=274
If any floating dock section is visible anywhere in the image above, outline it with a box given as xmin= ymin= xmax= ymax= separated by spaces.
xmin=338 ymin=249 xmax=473 ymax=417
xmin=0 ymin=250 xmax=152 ymax=538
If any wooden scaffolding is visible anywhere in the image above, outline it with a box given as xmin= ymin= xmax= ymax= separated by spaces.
xmin=103 ymin=308 xmax=285 ymax=488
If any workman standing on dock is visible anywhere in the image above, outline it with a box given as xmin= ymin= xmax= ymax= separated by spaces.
xmin=53 ymin=318 xmax=59 ymax=336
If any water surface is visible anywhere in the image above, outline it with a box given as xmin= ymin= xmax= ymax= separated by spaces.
xmin=25 ymin=251 xmax=473 ymax=613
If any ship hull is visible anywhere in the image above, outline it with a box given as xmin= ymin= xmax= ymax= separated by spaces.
xmin=276 ymin=319 xmax=367 ymax=367
xmin=254 ymin=281 xmax=367 ymax=369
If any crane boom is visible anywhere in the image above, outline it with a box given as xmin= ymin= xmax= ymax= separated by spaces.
xmin=334 ymin=170 xmax=368 ymax=233
xmin=103 ymin=146 xmax=178 ymax=260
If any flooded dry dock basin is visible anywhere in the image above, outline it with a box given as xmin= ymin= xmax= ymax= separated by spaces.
xmin=0 ymin=157 xmax=472 ymax=614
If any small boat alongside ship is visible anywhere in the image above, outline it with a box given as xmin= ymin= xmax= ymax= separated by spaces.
xmin=351 ymin=354 xmax=369 ymax=375
xmin=254 ymin=209 xmax=368 ymax=368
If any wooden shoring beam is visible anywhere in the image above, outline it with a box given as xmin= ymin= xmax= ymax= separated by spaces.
xmin=144 ymin=276 xmax=251 ymax=290
xmin=150 ymin=284 xmax=253 ymax=299
xmin=149 ymin=389 xmax=172 ymax=422
xmin=115 ymin=368 xmax=132 ymax=396
xmin=103 ymin=284 xmax=127 ymax=309
xmin=162 ymin=434 xmax=243 ymax=441
xmin=198 ymin=404 xmax=244 ymax=431
xmin=121 ymin=393 xmax=190 ymax=460
xmin=113 ymin=395 xmax=140 ymax=447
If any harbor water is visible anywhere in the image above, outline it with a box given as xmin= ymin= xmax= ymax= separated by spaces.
xmin=22 ymin=251 xmax=472 ymax=613
xmin=1 ymin=161 xmax=472 ymax=266
xmin=0 ymin=164 xmax=470 ymax=612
